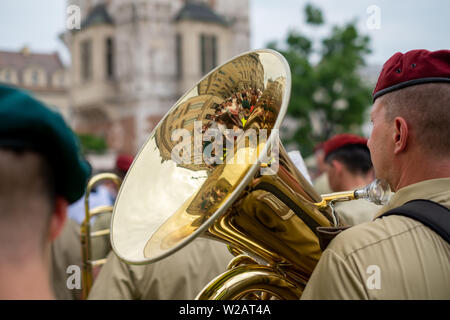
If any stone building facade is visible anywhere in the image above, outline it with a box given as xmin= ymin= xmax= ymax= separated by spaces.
xmin=0 ymin=47 xmax=70 ymax=120
xmin=63 ymin=0 xmax=250 ymax=155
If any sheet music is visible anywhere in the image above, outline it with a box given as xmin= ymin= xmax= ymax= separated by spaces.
xmin=288 ymin=150 xmax=313 ymax=185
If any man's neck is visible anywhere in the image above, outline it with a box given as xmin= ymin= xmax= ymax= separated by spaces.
xmin=339 ymin=174 xmax=373 ymax=192
xmin=0 ymin=259 xmax=54 ymax=300
xmin=393 ymin=155 xmax=450 ymax=192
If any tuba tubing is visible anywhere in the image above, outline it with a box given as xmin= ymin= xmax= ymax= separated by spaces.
xmin=80 ymin=173 xmax=121 ymax=299
xmin=109 ymin=49 xmax=382 ymax=299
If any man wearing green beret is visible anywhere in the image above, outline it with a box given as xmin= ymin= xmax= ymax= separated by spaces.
xmin=0 ymin=84 xmax=90 ymax=299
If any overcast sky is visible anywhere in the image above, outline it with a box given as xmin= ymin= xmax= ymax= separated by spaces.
xmin=0 ymin=0 xmax=448 ymax=67
xmin=251 ymin=0 xmax=450 ymax=65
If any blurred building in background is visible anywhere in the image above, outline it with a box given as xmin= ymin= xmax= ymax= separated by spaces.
xmin=61 ymin=0 xmax=250 ymax=156
xmin=0 ymin=0 xmax=382 ymax=170
xmin=0 ymin=47 xmax=70 ymax=120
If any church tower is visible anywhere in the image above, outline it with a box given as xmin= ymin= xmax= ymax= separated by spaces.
xmin=64 ymin=0 xmax=249 ymax=155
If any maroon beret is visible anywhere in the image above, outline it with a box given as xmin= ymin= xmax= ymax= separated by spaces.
xmin=116 ymin=154 xmax=134 ymax=172
xmin=323 ymin=133 xmax=368 ymax=159
xmin=373 ymin=49 xmax=450 ymax=101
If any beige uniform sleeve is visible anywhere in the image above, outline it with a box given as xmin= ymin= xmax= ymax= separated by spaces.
xmin=301 ymin=248 xmax=368 ymax=300
xmin=88 ymin=251 xmax=138 ymax=299
xmin=88 ymin=239 xmax=233 ymax=300
xmin=91 ymin=213 xmax=112 ymax=261
xmin=51 ymin=218 xmax=83 ymax=300
xmin=335 ymin=200 xmax=380 ymax=226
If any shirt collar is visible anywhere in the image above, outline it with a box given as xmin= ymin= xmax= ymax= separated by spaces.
xmin=374 ymin=177 xmax=450 ymax=219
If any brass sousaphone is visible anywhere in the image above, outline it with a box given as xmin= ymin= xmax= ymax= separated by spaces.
xmin=110 ymin=49 xmax=390 ymax=299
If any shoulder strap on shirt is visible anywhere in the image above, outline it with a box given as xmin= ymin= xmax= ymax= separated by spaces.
xmin=379 ymin=199 xmax=450 ymax=244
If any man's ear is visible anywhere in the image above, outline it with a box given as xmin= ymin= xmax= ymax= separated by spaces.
xmin=330 ymin=159 xmax=343 ymax=175
xmin=48 ymin=196 xmax=68 ymax=242
xmin=393 ymin=117 xmax=409 ymax=155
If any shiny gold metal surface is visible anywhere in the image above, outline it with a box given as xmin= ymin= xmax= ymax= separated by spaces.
xmin=195 ymin=265 xmax=303 ymax=300
xmin=81 ymin=172 xmax=122 ymax=299
xmin=314 ymin=178 xmax=392 ymax=209
xmin=314 ymin=191 xmax=357 ymax=210
xmin=111 ymin=49 xmax=337 ymax=299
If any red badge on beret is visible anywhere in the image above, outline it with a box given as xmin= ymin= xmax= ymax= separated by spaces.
xmin=373 ymin=49 xmax=450 ymax=101
xmin=323 ymin=134 xmax=368 ymax=159
xmin=116 ymin=154 xmax=134 ymax=172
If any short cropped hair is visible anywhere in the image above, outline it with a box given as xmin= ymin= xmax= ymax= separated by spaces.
xmin=325 ymin=144 xmax=373 ymax=176
xmin=0 ymin=148 xmax=56 ymax=259
xmin=380 ymin=83 xmax=450 ymax=156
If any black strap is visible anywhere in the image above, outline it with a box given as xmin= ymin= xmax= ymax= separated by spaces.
xmin=379 ymin=199 xmax=450 ymax=244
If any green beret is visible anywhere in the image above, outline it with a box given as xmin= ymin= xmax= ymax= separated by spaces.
xmin=0 ymin=84 xmax=91 ymax=204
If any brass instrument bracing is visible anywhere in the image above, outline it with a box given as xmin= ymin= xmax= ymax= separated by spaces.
xmin=110 ymin=50 xmax=342 ymax=299
xmin=80 ymin=173 xmax=121 ymax=299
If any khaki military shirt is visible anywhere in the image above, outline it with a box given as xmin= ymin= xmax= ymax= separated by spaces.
xmin=88 ymin=238 xmax=234 ymax=300
xmin=301 ymin=178 xmax=450 ymax=299
xmin=51 ymin=218 xmax=83 ymax=300
xmin=335 ymin=199 xmax=380 ymax=226
xmin=313 ymin=173 xmax=332 ymax=195
xmin=91 ymin=212 xmax=112 ymax=261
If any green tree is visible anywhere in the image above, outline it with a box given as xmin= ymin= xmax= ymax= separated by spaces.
xmin=77 ymin=133 xmax=108 ymax=154
xmin=269 ymin=3 xmax=372 ymax=156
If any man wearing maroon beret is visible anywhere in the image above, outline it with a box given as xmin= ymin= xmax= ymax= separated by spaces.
xmin=322 ymin=133 xmax=378 ymax=225
xmin=302 ymin=49 xmax=450 ymax=299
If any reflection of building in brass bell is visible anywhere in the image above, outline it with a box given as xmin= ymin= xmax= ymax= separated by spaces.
xmin=110 ymin=49 xmax=338 ymax=300
xmin=111 ymin=49 xmax=332 ymax=266
xmin=354 ymin=179 xmax=391 ymax=205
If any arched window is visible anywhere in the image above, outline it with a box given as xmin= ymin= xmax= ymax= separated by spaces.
xmin=200 ymin=34 xmax=217 ymax=75
xmin=81 ymin=39 xmax=93 ymax=81
xmin=105 ymin=37 xmax=114 ymax=79
xmin=31 ymin=70 xmax=39 ymax=85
